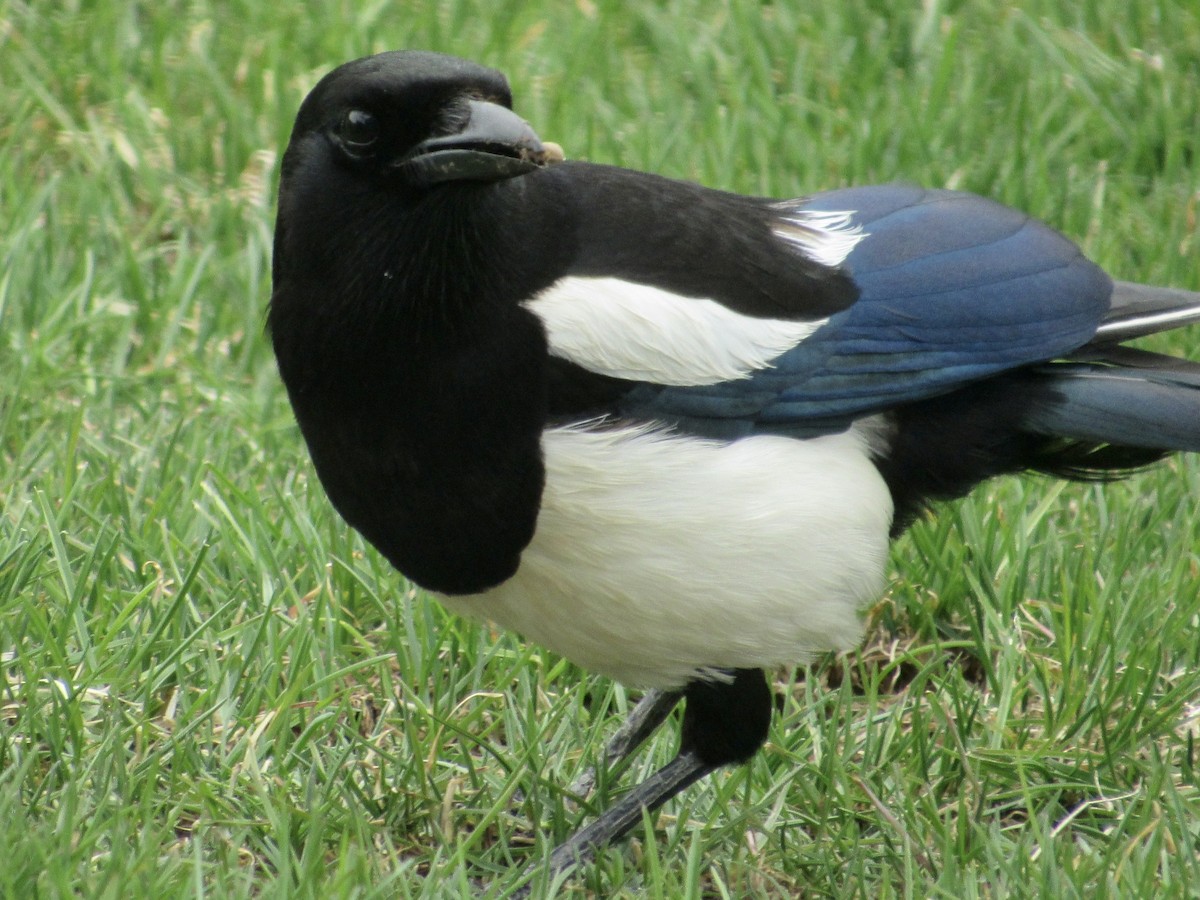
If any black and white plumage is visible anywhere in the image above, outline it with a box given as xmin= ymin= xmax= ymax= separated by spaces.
xmin=269 ymin=50 xmax=1200 ymax=885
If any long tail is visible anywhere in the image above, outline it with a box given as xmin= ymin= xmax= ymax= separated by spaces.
xmin=1093 ymin=281 xmax=1200 ymax=342
xmin=881 ymin=282 xmax=1200 ymax=531
xmin=1017 ymin=283 xmax=1200 ymax=466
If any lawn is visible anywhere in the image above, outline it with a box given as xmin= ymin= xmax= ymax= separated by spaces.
xmin=3 ymin=0 xmax=1200 ymax=897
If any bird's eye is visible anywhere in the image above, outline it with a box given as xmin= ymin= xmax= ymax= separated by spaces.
xmin=338 ymin=109 xmax=380 ymax=153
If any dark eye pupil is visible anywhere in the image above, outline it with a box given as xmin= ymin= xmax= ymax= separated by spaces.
xmin=341 ymin=109 xmax=380 ymax=149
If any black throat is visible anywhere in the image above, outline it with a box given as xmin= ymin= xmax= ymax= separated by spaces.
xmin=270 ymin=173 xmax=571 ymax=594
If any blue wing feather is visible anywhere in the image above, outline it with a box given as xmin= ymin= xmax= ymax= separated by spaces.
xmin=622 ymin=185 xmax=1113 ymax=434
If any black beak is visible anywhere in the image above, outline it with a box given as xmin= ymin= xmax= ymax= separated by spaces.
xmin=398 ymin=100 xmax=563 ymax=186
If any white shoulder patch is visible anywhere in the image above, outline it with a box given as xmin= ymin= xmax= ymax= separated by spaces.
xmin=523 ymin=276 xmax=824 ymax=386
xmin=771 ymin=205 xmax=866 ymax=268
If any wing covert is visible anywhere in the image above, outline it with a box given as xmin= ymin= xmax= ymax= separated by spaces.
xmin=619 ymin=185 xmax=1114 ymax=435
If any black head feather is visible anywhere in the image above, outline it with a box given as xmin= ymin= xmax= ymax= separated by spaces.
xmin=269 ymin=51 xmax=562 ymax=595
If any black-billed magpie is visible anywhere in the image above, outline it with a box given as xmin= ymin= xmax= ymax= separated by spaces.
xmin=269 ymin=50 xmax=1200 ymax=884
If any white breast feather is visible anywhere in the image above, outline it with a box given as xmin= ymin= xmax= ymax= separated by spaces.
xmin=523 ymin=276 xmax=824 ymax=385
xmin=436 ymin=424 xmax=894 ymax=688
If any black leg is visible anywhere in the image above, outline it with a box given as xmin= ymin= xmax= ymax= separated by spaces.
xmin=515 ymin=669 xmax=773 ymax=896
xmin=568 ymin=688 xmax=684 ymax=799
xmin=539 ymin=749 xmax=714 ymax=880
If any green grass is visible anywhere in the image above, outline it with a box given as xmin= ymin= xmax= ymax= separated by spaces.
xmin=3 ymin=0 xmax=1200 ymax=896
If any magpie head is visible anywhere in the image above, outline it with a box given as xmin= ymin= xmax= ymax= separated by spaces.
xmin=283 ymin=50 xmax=562 ymax=192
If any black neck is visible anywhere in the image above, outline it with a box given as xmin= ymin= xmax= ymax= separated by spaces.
xmin=269 ymin=177 xmax=570 ymax=594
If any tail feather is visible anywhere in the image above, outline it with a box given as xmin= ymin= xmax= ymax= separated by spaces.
xmin=1020 ymin=283 xmax=1200 ymax=459
xmin=870 ymin=279 xmax=1200 ymax=533
xmin=1067 ymin=344 xmax=1200 ymax=387
xmin=1093 ymin=281 xmax=1200 ymax=342
xmin=1019 ymin=356 xmax=1200 ymax=455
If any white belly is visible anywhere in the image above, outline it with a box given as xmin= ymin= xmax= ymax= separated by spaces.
xmin=436 ymin=424 xmax=894 ymax=688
